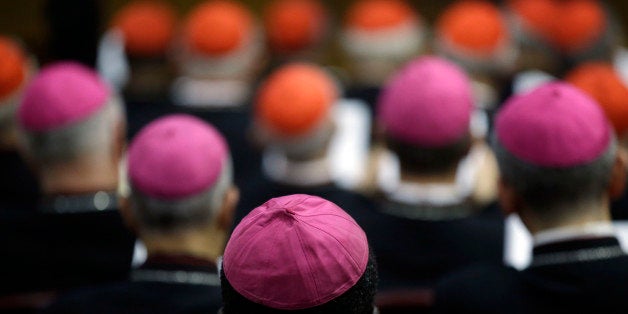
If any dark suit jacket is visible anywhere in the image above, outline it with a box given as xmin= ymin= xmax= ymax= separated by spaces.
xmin=42 ymin=255 xmax=222 ymax=314
xmin=0 ymin=193 xmax=135 ymax=296
xmin=355 ymin=198 xmax=505 ymax=290
xmin=435 ymin=236 xmax=628 ymax=313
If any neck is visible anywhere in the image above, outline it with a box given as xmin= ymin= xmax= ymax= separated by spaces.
xmin=40 ymin=156 xmax=119 ymax=195
xmin=524 ymin=201 xmax=612 ymax=236
xmin=141 ymin=226 xmax=227 ymax=263
xmin=284 ymin=143 xmax=328 ymax=162
xmin=263 ymin=146 xmax=333 ymax=187
xmin=400 ymin=167 xmax=458 ymax=185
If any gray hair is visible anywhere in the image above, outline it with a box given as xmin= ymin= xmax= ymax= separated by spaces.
xmin=18 ymin=97 xmax=124 ymax=165
xmin=270 ymin=118 xmax=334 ymax=160
xmin=492 ymin=133 xmax=617 ymax=212
xmin=129 ymin=157 xmax=233 ymax=233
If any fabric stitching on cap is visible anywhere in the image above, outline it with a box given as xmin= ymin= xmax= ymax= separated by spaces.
xmin=294 ymin=219 xmax=322 ymax=304
xmin=226 ymin=218 xmax=286 ymax=302
xmin=300 ymin=219 xmax=366 ymax=272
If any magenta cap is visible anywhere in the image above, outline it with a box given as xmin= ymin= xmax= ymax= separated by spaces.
xmin=18 ymin=62 xmax=110 ymax=132
xmin=496 ymin=82 xmax=612 ymax=168
xmin=223 ymin=194 xmax=369 ymax=310
xmin=128 ymin=114 xmax=228 ymax=199
xmin=378 ymin=56 xmax=473 ymax=147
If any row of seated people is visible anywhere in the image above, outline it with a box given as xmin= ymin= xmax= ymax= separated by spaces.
xmin=1 ymin=0 xmax=628 ymax=313
xmin=1 ymin=49 xmax=628 ymax=313
xmin=4 ymin=0 xmax=626 ymax=206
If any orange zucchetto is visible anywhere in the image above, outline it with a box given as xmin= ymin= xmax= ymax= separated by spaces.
xmin=0 ymin=37 xmax=26 ymax=100
xmin=345 ymin=0 xmax=417 ymax=31
xmin=508 ymin=0 xmax=555 ymax=40
xmin=184 ymin=0 xmax=254 ymax=56
xmin=436 ymin=0 xmax=508 ymax=56
xmin=256 ymin=63 xmax=337 ymax=136
xmin=566 ymin=62 xmax=628 ymax=136
xmin=264 ymin=0 xmax=327 ymax=53
xmin=112 ymin=0 xmax=177 ymax=57
xmin=549 ymin=0 xmax=605 ymax=53
xmin=508 ymin=0 xmax=606 ymax=53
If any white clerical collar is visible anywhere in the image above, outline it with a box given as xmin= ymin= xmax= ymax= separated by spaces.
xmin=533 ymin=222 xmax=615 ymax=247
xmin=262 ymin=147 xmax=333 ymax=187
xmin=377 ymin=144 xmax=486 ymax=206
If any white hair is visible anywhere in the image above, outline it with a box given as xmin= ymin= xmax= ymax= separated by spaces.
xmin=130 ymin=157 xmax=233 ymax=233
xmin=18 ymin=97 xmax=124 ymax=165
xmin=268 ymin=118 xmax=334 ymax=160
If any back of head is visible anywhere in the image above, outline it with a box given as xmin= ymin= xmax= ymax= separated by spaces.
xmin=264 ymin=0 xmax=328 ymax=56
xmin=112 ymin=0 xmax=177 ymax=59
xmin=179 ymin=0 xmax=262 ymax=78
xmin=110 ymin=1 xmax=178 ymax=99
xmin=255 ymin=63 xmax=338 ymax=158
xmin=507 ymin=0 xmax=609 ymax=59
xmin=435 ymin=0 xmax=515 ymax=75
xmin=127 ymin=114 xmax=231 ymax=233
xmin=17 ymin=62 xmax=122 ymax=166
xmin=221 ymin=194 xmax=377 ymax=313
xmin=378 ymin=56 xmax=473 ymax=174
xmin=494 ymin=82 xmax=615 ymax=215
xmin=565 ymin=62 xmax=628 ymax=139
xmin=341 ymin=0 xmax=425 ymax=86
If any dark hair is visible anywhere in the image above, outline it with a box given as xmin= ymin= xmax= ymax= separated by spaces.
xmin=386 ymin=134 xmax=471 ymax=176
xmin=221 ymin=251 xmax=378 ymax=314
xmin=493 ymin=134 xmax=616 ymax=211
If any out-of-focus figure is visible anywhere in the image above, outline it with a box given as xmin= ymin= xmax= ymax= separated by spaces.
xmin=222 ymin=194 xmax=377 ymax=314
xmin=99 ymin=0 xmax=179 ymax=142
xmin=236 ymin=62 xmax=373 ymax=225
xmin=44 ymin=114 xmax=237 ymax=314
xmin=263 ymin=0 xmax=330 ymax=65
xmin=436 ymin=82 xmax=628 ymax=313
xmin=172 ymin=0 xmax=264 ymax=108
xmin=566 ymin=62 xmax=628 ymax=145
xmin=434 ymin=0 xmax=517 ymax=128
xmin=359 ymin=56 xmax=503 ymax=290
xmin=0 ymin=36 xmax=39 ymax=208
xmin=341 ymin=0 xmax=425 ymax=112
xmin=109 ymin=0 xmax=177 ymax=101
xmin=565 ymin=62 xmax=628 ymax=220
xmin=170 ymin=0 xmax=265 ymax=188
xmin=507 ymin=0 xmax=613 ymax=75
xmin=1 ymin=62 xmax=135 ymax=298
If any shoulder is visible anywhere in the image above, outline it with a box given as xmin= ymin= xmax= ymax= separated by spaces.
xmin=434 ymin=263 xmax=521 ymax=313
xmin=44 ymin=282 xmax=223 ymax=314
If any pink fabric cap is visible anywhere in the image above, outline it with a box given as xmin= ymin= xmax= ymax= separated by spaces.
xmin=128 ymin=114 xmax=228 ymax=199
xmin=223 ymin=194 xmax=369 ymax=310
xmin=496 ymin=82 xmax=612 ymax=167
xmin=377 ymin=56 xmax=473 ymax=147
xmin=18 ymin=62 xmax=110 ymax=132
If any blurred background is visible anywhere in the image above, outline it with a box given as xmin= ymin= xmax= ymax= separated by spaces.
xmin=5 ymin=0 xmax=628 ymax=67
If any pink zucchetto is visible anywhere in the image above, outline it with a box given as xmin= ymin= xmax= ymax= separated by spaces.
xmin=496 ymin=82 xmax=612 ymax=168
xmin=128 ymin=114 xmax=228 ymax=200
xmin=18 ymin=62 xmax=110 ymax=132
xmin=223 ymin=194 xmax=369 ymax=310
xmin=378 ymin=56 xmax=473 ymax=147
